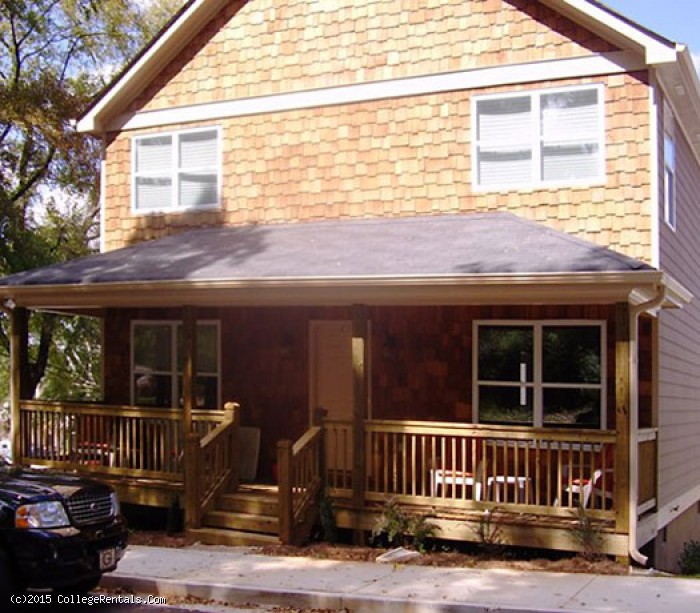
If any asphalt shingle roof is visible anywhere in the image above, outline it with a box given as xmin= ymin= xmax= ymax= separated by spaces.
xmin=0 ymin=213 xmax=652 ymax=288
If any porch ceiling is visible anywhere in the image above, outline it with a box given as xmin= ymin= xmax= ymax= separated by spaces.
xmin=0 ymin=213 xmax=689 ymax=309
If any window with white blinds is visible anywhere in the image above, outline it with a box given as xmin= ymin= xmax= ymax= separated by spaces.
xmin=133 ymin=128 xmax=220 ymax=212
xmin=474 ymin=86 xmax=604 ymax=189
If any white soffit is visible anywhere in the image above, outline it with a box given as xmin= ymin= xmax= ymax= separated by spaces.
xmin=77 ymin=0 xmax=231 ymax=134
xmin=543 ymin=0 xmax=678 ymax=65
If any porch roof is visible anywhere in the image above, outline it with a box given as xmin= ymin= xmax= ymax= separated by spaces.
xmin=0 ymin=213 xmax=691 ymax=309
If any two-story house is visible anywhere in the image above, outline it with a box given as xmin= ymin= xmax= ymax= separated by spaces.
xmin=2 ymin=0 xmax=700 ymax=570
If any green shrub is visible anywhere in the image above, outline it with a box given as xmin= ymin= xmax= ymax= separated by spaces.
xmin=678 ymin=540 xmax=700 ymax=575
xmin=371 ymin=498 xmax=437 ymax=551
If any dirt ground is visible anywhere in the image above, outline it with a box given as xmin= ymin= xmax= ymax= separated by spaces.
xmin=127 ymin=530 xmax=627 ymax=575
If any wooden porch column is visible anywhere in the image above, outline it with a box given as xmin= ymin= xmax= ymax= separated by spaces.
xmin=351 ymin=305 xmax=369 ymax=543
xmin=614 ymin=302 xmax=631 ymax=539
xmin=182 ymin=306 xmax=201 ymax=529
xmin=277 ymin=439 xmax=293 ymax=544
xmin=314 ymin=406 xmax=327 ymax=490
xmin=10 ymin=307 xmax=29 ymax=464
xmin=225 ymin=401 xmax=241 ymax=493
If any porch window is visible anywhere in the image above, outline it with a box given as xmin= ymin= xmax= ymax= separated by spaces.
xmin=132 ymin=127 xmax=220 ymax=212
xmin=474 ymin=321 xmax=605 ymax=428
xmin=132 ymin=321 xmax=220 ymax=408
xmin=473 ymin=85 xmax=604 ymax=189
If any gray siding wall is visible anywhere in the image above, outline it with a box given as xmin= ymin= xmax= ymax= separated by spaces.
xmin=657 ymin=96 xmax=700 ymax=509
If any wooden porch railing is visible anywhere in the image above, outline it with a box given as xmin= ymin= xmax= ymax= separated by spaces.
xmin=637 ymin=428 xmax=658 ymax=515
xmin=277 ymin=416 xmax=325 ymax=545
xmin=186 ymin=402 xmax=240 ymax=529
xmin=18 ymin=400 xmax=227 ymax=482
xmin=325 ymin=419 xmax=617 ymax=517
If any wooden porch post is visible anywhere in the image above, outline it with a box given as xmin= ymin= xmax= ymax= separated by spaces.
xmin=314 ymin=406 xmax=327 ymax=490
xmin=615 ymin=302 xmax=631 ymax=542
xmin=225 ymin=401 xmax=241 ymax=493
xmin=351 ymin=305 xmax=369 ymax=544
xmin=277 ymin=439 xmax=293 ymax=544
xmin=182 ymin=306 xmax=201 ymax=529
xmin=10 ymin=307 xmax=29 ymax=464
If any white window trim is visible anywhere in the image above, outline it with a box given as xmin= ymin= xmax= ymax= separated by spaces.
xmin=663 ymin=131 xmax=677 ymax=231
xmin=131 ymin=126 xmax=222 ymax=215
xmin=472 ymin=320 xmax=607 ymax=429
xmin=130 ymin=319 xmax=222 ymax=409
xmin=471 ymin=83 xmax=606 ymax=192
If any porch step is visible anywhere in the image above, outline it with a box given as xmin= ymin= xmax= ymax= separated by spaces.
xmin=188 ymin=526 xmax=280 ymax=547
xmin=217 ymin=491 xmax=279 ymax=516
xmin=203 ymin=509 xmax=279 ymax=535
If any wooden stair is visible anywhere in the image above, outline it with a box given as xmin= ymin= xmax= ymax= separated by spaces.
xmin=188 ymin=484 xmax=282 ymax=546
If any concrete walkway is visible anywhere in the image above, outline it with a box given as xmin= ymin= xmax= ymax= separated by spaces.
xmin=101 ymin=545 xmax=700 ymax=613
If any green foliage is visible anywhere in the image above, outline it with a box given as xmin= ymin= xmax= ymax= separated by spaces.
xmin=570 ymin=505 xmax=604 ymax=560
xmin=407 ymin=513 xmax=438 ymax=553
xmin=471 ymin=507 xmax=505 ymax=554
xmin=317 ymin=487 xmax=337 ymax=544
xmin=0 ymin=1 xmax=182 ymax=401
xmin=371 ymin=499 xmax=437 ymax=552
xmin=678 ymin=540 xmax=700 ymax=575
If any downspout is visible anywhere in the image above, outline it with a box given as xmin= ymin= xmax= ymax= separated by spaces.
xmin=628 ymin=286 xmax=666 ymax=566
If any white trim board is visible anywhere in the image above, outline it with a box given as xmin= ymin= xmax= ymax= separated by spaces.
xmin=636 ymin=483 xmax=700 ymax=548
xmin=105 ymin=51 xmax=645 ymax=133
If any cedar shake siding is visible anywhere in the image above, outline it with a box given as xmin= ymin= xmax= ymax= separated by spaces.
xmin=103 ymin=72 xmax=653 ymax=257
xmin=657 ymin=101 xmax=700 ymax=509
xmin=102 ymin=304 xmax=632 ymax=476
xmin=100 ymin=0 xmax=654 ymax=257
xmin=130 ymin=0 xmax=617 ymax=114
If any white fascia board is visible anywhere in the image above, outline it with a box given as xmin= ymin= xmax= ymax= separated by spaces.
xmin=655 ymin=483 xmax=700 ymax=534
xmin=0 ymin=270 xmax=664 ymax=310
xmin=657 ymin=48 xmax=700 ymax=164
xmin=545 ymin=0 xmax=678 ymax=65
xmin=77 ymin=0 xmax=229 ymax=134
xmin=109 ymin=51 xmax=644 ymax=133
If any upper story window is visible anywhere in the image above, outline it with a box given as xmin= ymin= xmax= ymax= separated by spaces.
xmin=663 ymin=131 xmax=677 ymax=230
xmin=132 ymin=127 xmax=220 ymax=213
xmin=473 ymin=85 xmax=605 ymax=190
xmin=473 ymin=321 xmax=606 ymax=429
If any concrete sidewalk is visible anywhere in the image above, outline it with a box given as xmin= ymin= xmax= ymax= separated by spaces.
xmin=101 ymin=545 xmax=700 ymax=613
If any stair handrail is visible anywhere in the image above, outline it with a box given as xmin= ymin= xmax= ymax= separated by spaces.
xmin=185 ymin=402 xmax=240 ymax=529
xmin=278 ymin=408 xmax=326 ymax=545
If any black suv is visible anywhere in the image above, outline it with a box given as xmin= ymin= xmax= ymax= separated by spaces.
xmin=0 ymin=460 xmax=128 ymax=597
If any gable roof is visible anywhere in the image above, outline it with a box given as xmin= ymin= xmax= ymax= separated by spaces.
xmin=77 ymin=0 xmax=685 ymax=135
xmin=0 ymin=213 xmax=689 ymax=310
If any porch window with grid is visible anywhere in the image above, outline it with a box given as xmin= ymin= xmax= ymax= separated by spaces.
xmin=474 ymin=85 xmax=604 ymax=189
xmin=132 ymin=127 xmax=220 ymax=212
xmin=131 ymin=321 xmax=220 ymax=409
xmin=474 ymin=322 xmax=605 ymax=429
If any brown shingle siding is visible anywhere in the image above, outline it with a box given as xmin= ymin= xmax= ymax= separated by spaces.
xmin=131 ymin=0 xmax=616 ymax=114
xmin=105 ymin=73 xmax=652 ymax=260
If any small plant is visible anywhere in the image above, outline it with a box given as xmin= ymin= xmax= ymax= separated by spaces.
xmin=471 ymin=507 xmax=505 ymax=554
xmin=679 ymin=540 xmax=700 ymax=575
xmin=371 ymin=498 xmax=437 ymax=551
xmin=317 ymin=487 xmax=338 ymax=544
xmin=407 ymin=513 xmax=438 ymax=553
xmin=372 ymin=498 xmax=409 ymax=547
xmin=570 ymin=505 xmax=604 ymax=560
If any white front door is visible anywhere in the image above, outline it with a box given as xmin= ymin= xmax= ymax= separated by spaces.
xmin=310 ymin=320 xmax=355 ymax=476
xmin=309 ymin=320 xmax=353 ymax=422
